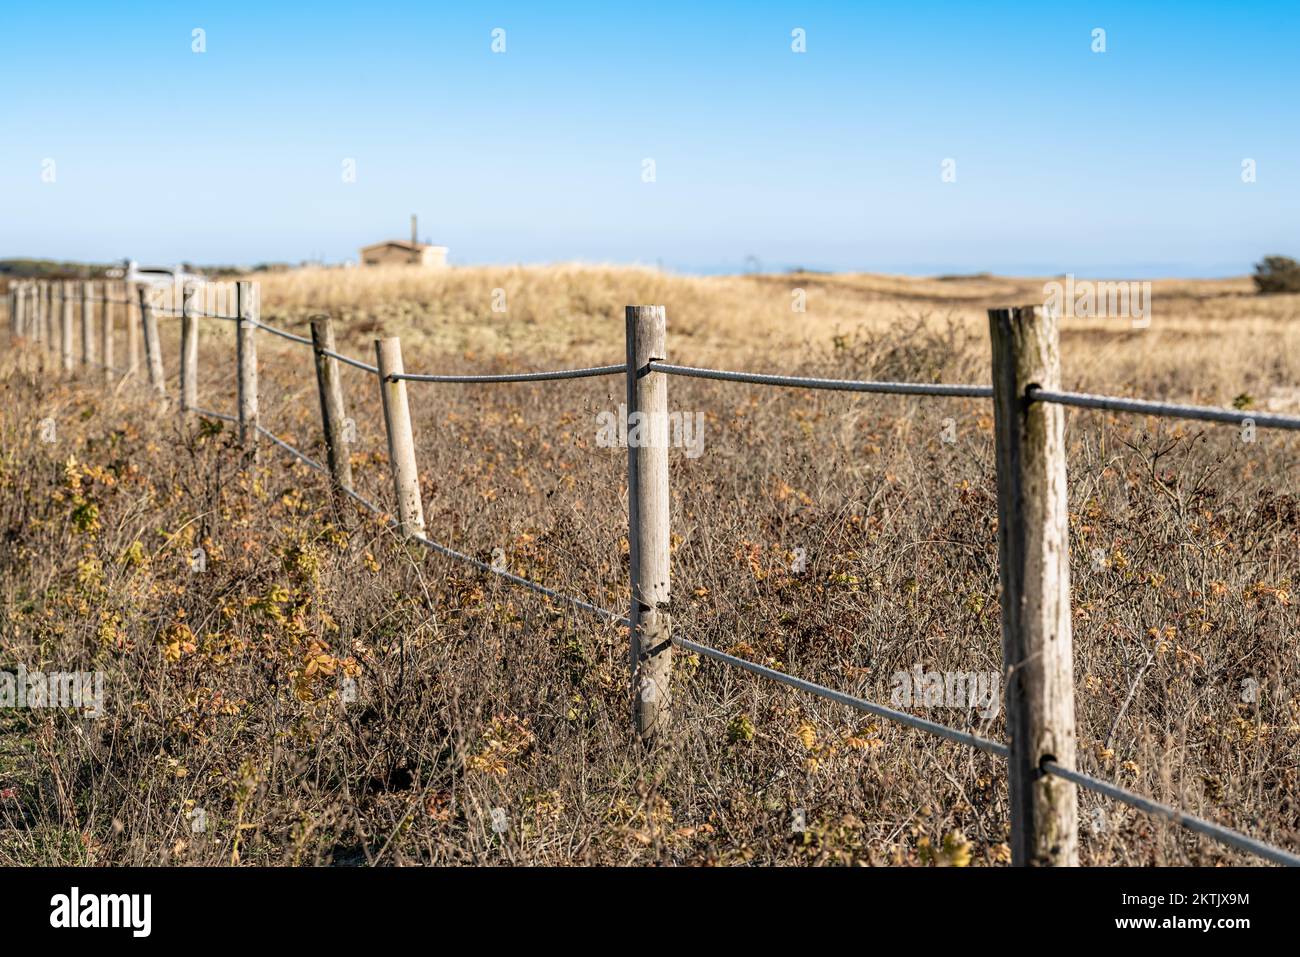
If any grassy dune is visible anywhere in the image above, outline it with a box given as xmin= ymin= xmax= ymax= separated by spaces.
xmin=1 ymin=267 xmax=1297 ymax=865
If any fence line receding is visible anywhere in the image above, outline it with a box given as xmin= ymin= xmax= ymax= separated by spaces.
xmin=5 ymin=277 xmax=1298 ymax=868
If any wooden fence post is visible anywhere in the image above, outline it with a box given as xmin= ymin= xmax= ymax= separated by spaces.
xmin=988 ymin=304 xmax=1078 ymax=867
xmin=101 ymin=281 xmax=114 ymax=382
xmin=236 ymin=281 xmax=259 ymax=452
xmin=81 ymin=281 xmax=95 ymax=367
xmin=374 ymin=337 xmax=425 ymax=537
xmin=626 ymin=305 xmax=672 ymax=742
xmin=8 ymin=283 xmax=17 ymax=338
xmin=49 ymin=282 xmax=59 ymax=353
xmin=139 ymin=284 xmax=165 ymax=397
xmin=125 ymin=282 xmax=140 ymax=380
xmin=61 ymin=281 xmax=74 ymax=374
xmin=311 ymin=316 xmax=354 ymax=491
xmin=180 ymin=283 xmax=198 ymax=412
xmin=46 ymin=282 xmax=57 ymax=353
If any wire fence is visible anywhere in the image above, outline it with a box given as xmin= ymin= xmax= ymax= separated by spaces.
xmin=6 ymin=279 xmax=1298 ymax=867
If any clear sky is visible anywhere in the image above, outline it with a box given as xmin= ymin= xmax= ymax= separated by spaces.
xmin=1 ymin=1 xmax=1297 ymax=276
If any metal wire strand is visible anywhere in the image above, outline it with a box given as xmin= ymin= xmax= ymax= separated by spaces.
xmin=1042 ymin=762 xmax=1300 ymax=867
xmin=1030 ymin=388 xmax=1300 ymax=432
xmin=674 ymin=636 xmax=1009 ymax=757
xmin=250 ymin=424 xmax=626 ymax=625
xmin=408 ymin=531 xmax=627 ymax=624
xmin=321 ymin=348 xmax=379 ymax=375
xmin=248 ymin=319 xmax=314 ymax=346
xmin=254 ymin=424 xmax=329 ymax=473
xmin=187 ymin=406 xmax=238 ymax=424
xmin=391 ymin=363 xmax=624 ymax=384
xmin=649 ymin=361 xmax=994 ymax=398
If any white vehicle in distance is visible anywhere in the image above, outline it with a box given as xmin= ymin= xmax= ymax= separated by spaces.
xmin=108 ymin=260 xmax=208 ymax=311
xmin=107 ymin=259 xmax=206 ymax=286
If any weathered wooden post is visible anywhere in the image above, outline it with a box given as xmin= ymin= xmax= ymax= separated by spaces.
xmin=625 ymin=305 xmax=672 ymax=742
xmin=311 ymin=316 xmax=354 ymax=491
xmin=124 ymin=281 xmax=140 ymax=380
xmin=43 ymin=282 xmax=52 ymax=350
xmin=180 ymin=283 xmax=199 ymax=412
xmin=138 ymin=284 xmax=165 ymax=397
xmin=38 ymin=282 xmax=47 ymax=348
xmin=236 ymin=281 xmax=259 ymax=452
xmin=375 ymin=337 xmax=425 ymax=537
xmin=101 ymin=282 xmax=115 ymax=382
xmin=7 ymin=283 xmax=17 ymax=338
xmin=46 ymin=281 xmax=57 ymax=352
xmin=988 ymin=304 xmax=1078 ymax=867
xmin=38 ymin=283 xmax=52 ymax=373
xmin=81 ymin=280 xmax=96 ymax=369
xmin=61 ymin=281 xmax=75 ymax=374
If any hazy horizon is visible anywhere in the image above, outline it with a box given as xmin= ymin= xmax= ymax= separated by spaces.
xmin=0 ymin=252 xmax=1267 ymax=281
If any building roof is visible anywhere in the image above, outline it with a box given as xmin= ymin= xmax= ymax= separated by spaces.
xmin=360 ymin=240 xmax=446 ymax=253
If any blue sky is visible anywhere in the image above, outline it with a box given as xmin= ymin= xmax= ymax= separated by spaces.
xmin=1 ymin=1 xmax=1297 ymax=276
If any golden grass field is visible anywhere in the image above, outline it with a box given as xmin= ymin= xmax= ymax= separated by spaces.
xmin=1 ymin=264 xmax=1297 ymax=865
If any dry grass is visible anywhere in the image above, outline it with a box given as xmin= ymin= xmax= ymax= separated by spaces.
xmin=1 ymin=266 xmax=1298 ymax=866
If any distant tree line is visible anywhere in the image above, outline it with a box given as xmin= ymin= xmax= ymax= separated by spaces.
xmin=1254 ymin=256 xmax=1300 ymax=294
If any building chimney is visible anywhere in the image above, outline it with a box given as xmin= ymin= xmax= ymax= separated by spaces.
xmin=411 ymin=214 xmax=418 ymax=247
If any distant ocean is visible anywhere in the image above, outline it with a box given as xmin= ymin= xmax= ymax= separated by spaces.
xmin=658 ymin=261 xmax=1254 ymax=279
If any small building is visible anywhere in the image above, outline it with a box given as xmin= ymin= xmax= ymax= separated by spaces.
xmin=360 ymin=215 xmax=448 ymax=268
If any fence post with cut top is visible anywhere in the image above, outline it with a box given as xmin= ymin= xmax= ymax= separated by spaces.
xmin=311 ymin=316 xmax=354 ymax=492
xmin=625 ymin=304 xmax=672 ymax=743
xmin=988 ymin=304 xmax=1078 ymax=867
xmin=101 ymin=281 xmax=114 ymax=382
xmin=180 ymin=283 xmax=198 ymax=412
xmin=47 ymin=282 xmax=58 ymax=354
xmin=61 ymin=282 xmax=74 ymax=373
xmin=375 ymin=337 xmax=424 ymax=537
xmin=81 ymin=281 xmax=94 ymax=368
xmin=139 ymin=284 xmax=165 ymax=397
xmin=236 ymin=281 xmax=259 ymax=452
xmin=124 ymin=281 xmax=140 ymax=380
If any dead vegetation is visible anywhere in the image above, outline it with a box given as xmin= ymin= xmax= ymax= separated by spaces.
xmin=0 ymin=267 xmax=1297 ymax=865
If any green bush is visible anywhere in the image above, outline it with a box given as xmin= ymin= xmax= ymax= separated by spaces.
xmin=1253 ymin=255 xmax=1300 ymax=294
